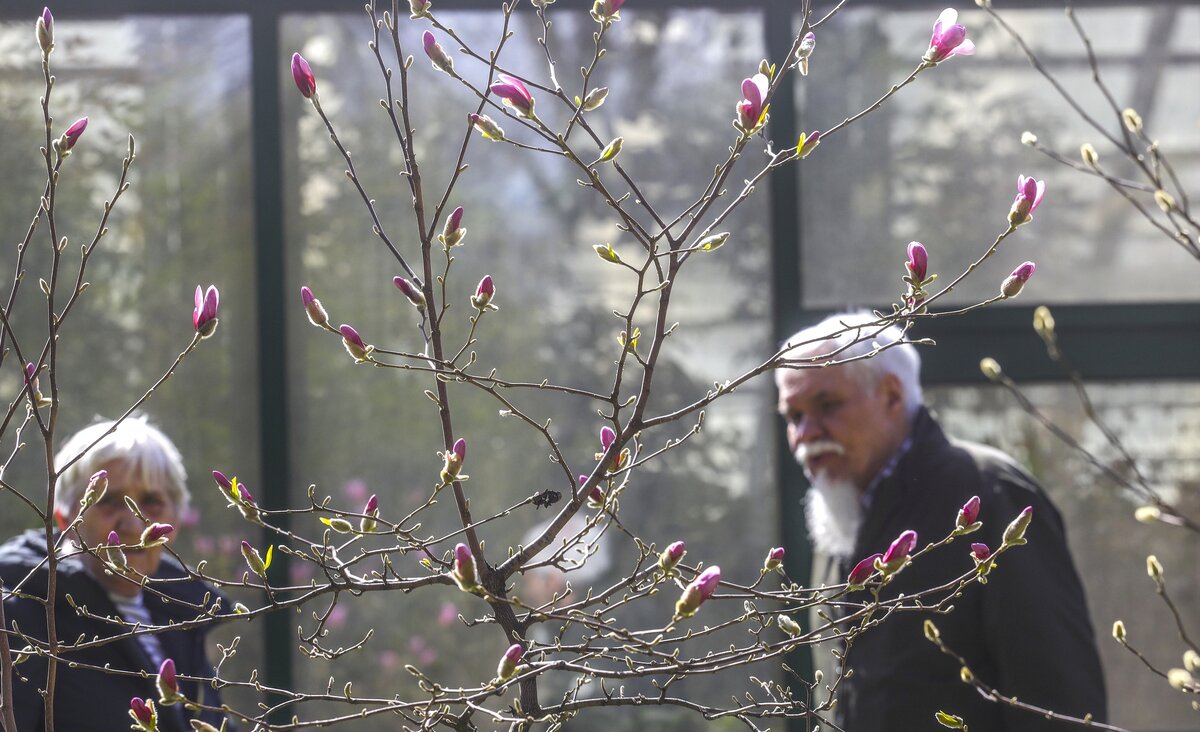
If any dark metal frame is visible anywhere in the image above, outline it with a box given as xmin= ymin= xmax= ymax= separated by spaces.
xmin=4 ymin=1 xmax=1197 ymax=728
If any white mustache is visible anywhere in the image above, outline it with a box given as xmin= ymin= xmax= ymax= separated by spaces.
xmin=794 ymin=440 xmax=846 ymax=464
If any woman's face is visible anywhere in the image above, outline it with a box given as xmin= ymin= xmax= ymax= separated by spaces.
xmin=69 ymin=460 xmax=178 ymax=597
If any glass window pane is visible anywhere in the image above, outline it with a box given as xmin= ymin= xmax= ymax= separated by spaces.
xmin=0 ymin=14 xmax=261 ymax=714
xmin=283 ymin=8 xmax=777 ymax=728
xmin=798 ymin=6 xmax=1200 ymax=308
xmin=927 ymin=381 xmax=1200 ymax=731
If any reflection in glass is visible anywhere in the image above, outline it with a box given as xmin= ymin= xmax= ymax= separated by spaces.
xmin=928 ymin=381 xmax=1200 ymax=730
xmin=283 ymin=9 xmax=777 ymax=727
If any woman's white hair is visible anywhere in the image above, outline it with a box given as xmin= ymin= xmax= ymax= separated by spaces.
xmin=53 ymin=415 xmax=189 ymax=518
xmin=777 ymin=311 xmax=923 ymax=417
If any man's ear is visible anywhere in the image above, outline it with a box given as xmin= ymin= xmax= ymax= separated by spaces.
xmin=878 ymin=372 xmax=906 ymax=416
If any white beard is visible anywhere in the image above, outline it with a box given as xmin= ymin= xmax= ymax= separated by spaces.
xmin=802 ymin=467 xmax=863 ymax=561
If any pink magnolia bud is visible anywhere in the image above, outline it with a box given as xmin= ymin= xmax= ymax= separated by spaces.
xmin=422 ymin=31 xmax=454 ymax=74
xmin=156 ymin=657 xmax=185 ymax=705
xmin=1001 ymin=261 xmax=1036 ymax=298
xmin=140 ymin=523 xmax=174 ymax=547
xmin=763 ymin=546 xmax=785 ymax=572
xmin=361 ymin=494 xmax=379 ymax=533
xmin=393 ymin=277 xmax=427 ymax=312
xmin=847 ymin=553 xmax=883 ymax=588
xmin=105 ymin=530 xmax=128 ymax=568
xmin=906 ymin=241 xmax=928 ymax=282
xmin=192 ymin=285 xmax=220 ymax=338
xmin=735 ymin=74 xmax=769 ymax=134
xmin=241 ymin=540 xmax=272 ymax=577
xmin=1007 ymin=175 xmax=1046 ymax=227
xmin=37 ymin=7 xmax=53 ymax=54
xmin=107 ymin=530 xmax=120 ymax=545
xmin=659 ymin=540 xmax=686 ymax=572
xmin=674 ymin=566 xmax=720 ymax=619
xmin=291 ymin=52 xmax=316 ymax=98
xmin=797 ymin=31 xmax=816 ymax=76
xmin=880 ymin=529 xmax=917 ymax=571
xmin=452 ymin=437 xmax=466 ymax=463
xmin=970 ymin=543 xmax=992 ymax=562
xmin=590 ymin=0 xmax=626 ymax=24
xmin=442 ymin=206 xmax=466 ymax=246
xmin=471 ymin=275 xmax=496 ymax=310
xmin=490 ymin=74 xmax=535 ymax=117
xmin=469 ymin=113 xmax=505 ymax=142
xmin=452 ymin=542 xmax=479 ymax=591
xmin=440 ymin=439 xmax=467 ymax=483
xmin=600 ymin=426 xmax=617 ymax=452
xmin=61 ymin=117 xmax=87 ymax=151
xmin=128 ymin=697 xmax=156 ymax=729
xmin=1003 ymin=505 xmax=1034 ymax=546
xmin=924 ymin=8 xmax=975 ymax=64
xmin=583 ymin=475 xmax=605 ymax=508
xmin=212 ymin=470 xmax=233 ymax=491
xmin=797 ymin=129 xmax=821 ymax=158
xmin=300 ymin=286 xmax=328 ymax=327
xmin=339 ymin=324 xmax=370 ymax=361
xmin=24 ymin=362 xmax=37 ymax=386
xmin=496 ymin=642 xmax=525 ymax=681
xmin=956 ymin=495 xmax=980 ymax=530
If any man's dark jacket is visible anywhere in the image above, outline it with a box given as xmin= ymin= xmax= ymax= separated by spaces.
xmin=836 ymin=408 xmax=1107 ymax=731
xmin=0 ymin=529 xmax=229 ymax=732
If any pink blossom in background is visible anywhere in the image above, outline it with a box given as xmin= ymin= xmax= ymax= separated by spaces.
xmin=438 ymin=602 xmax=459 ymax=627
xmin=378 ymin=649 xmax=401 ymax=671
xmin=192 ymin=536 xmax=215 ymax=555
xmin=342 ymin=479 xmax=369 ymax=502
xmin=409 ymin=636 xmax=437 ymax=665
xmin=327 ymin=604 xmax=349 ymax=630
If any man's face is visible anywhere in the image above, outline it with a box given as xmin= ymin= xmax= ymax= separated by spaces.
xmin=69 ymin=460 xmax=178 ymax=597
xmin=777 ymin=363 xmax=906 ymax=492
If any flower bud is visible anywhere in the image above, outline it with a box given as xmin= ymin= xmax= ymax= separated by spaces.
xmin=81 ymin=470 xmax=110 ymax=510
xmin=291 ymin=52 xmax=316 ymax=98
xmin=301 ymin=286 xmax=329 ymax=327
xmin=1001 ymin=261 xmax=1036 ymax=298
xmin=581 ymin=86 xmax=609 ymax=111
xmin=320 ymin=516 xmax=355 ymax=533
xmin=361 ymin=494 xmax=379 ymax=533
xmin=598 ymin=136 xmax=623 ymax=163
xmin=37 ymin=7 xmax=53 ymax=55
xmin=60 ymin=117 xmax=88 ymax=153
xmin=1184 ymin=649 xmax=1200 ymax=673
xmin=422 ymin=31 xmax=454 ymax=74
xmin=796 ymin=130 xmax=821 ymax=158
xmin=1080 ymin=143 xmax=1099 ymax=168
xmin=1146 ymin=554 xmax=1164 ymax=583
xmin=339 ymin=324 xmax=371 ymax=362
xmin=1167 ymin=667 xmax=1194 ymax=691
xmin=960 ymin=666 xmax=974 ymax=683
xmin=778 ymin=614 xmax=801 ymax=637
xmin=1020 ymin=131 xmax=1038 ymax=146
xmin=590 ymin=0 xmax=625 ymax=24
xmin=956 ymin=495 xmax=980 ymax=531
xmin=1033 ymin=305 xmax=1055 ymax=341
xmin=697 ymin=232 xmax=730 ymax=251
xmin=935 ymin=711 xmax=965 ymax=729
xmin=441 ymin=438 xmax=467 ymax=484
xmin=471 ymin=275 xmax=496 ymax=311
xmin=1002 ymin=505 xmax=1033 ymax=546
xmin=979 ymin=357 xmax=1003 ymax=382
xmin=156 ymin=658 xmax=185 ymax=706
xmin=469 ymin=113 xmax=505 ymax=142
xmin=594 ymin=243 xmax=622 ymax=264
xmin=227 ymin=477 xmax=260 ymax=522
xmin=970 ymin=543 xmax=991 ymax=562
xmin=674 ymin=566 xmax=720 ymax=619
xmin=192 ymin=285 xmax=220 ymax=338
xmin=1007 ymin=175 xmax=1046 ymax=227
xmin=140 ymin=523 xmax=174 ymax=547
xmin=241 ymin=540 xmax=273 ymax=578
xmin=451 ymin=542 xmax=479 ymax=592
xmin=923 ymin=619 xmax=940 ymax=642
xmin=128 ymin=697 xmax=157 ymax=731
xmin=409 ymin=0 xmax=431 ymax=19
xmin=1155 ymin=189 xmax=1176 ymax=213
xmin=1112 ymin=619 xmax=1126 ymax=643
xmin=496 ymin=643 xmax=525 ymax=681
xmin=104 ymin=530 xmax=128 ymax=569
xmin=763 ymin=546 xmax=785 ymax=573
xmin=846 ymin=553 xmax=882 ymax=588
xmin=906 ymin=242 xmax=929 ymax=283
xmin=797 ymin=31 xmax=816 ymax=76
xmin=1121 ymin=108 xmax=1142 ymax=134
xmin=442 ymin=206 xmax=466 ymax=247
xmin=1134 ymin=505 xmax=1161 ymax=523
xmin=490 ymin=74 xmax=535 ymax=117
xmin=659 ymin=540 xmax=686 ymax=572
xmin=879 ymin=529 xmax=917 ymax=573
xmin=393 ymin=277 xmax=427 ymax=313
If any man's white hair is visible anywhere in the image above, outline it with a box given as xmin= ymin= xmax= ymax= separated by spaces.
xmin=777 ymin=311 xmax=923 ymax=417
xmin=54 ymin=415 xmax=190 ymax=518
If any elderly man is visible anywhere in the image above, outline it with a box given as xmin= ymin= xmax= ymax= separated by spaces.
xmin=776 ymin=312 xmax=1106 ymax=731
xmin=0 ymin=417 xmax=229 ymax=732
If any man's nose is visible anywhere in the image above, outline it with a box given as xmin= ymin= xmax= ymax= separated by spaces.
xmin=789 ymin=415 xmax=823 ymax=445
